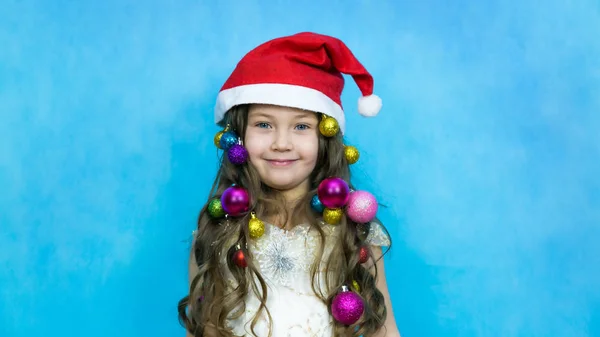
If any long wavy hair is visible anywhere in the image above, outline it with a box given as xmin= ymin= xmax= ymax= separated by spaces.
xmin=178 ymin=104 xmax=391 ymax=336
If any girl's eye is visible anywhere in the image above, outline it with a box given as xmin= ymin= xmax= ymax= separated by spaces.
xmin=295 ymin=124 xmax=310 ymax=130
xmin=255 ymin=122 xmax=271 ymax=129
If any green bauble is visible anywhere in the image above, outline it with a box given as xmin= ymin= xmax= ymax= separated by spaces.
xmin=208 ymin=198 xmax=225 ymax=218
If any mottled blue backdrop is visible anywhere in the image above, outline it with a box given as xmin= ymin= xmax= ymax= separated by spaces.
xmin=1 ymin=0 xmax=599 ymax=336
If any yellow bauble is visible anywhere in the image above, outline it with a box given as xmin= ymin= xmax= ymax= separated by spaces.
xmin=352 ymin=280 xmax=361 ymax=292
xmin=323 ymin=208 xmax=343 ymax=225
xmin=319 ymin=116 xmax=339 ymax=137
xmin=214 ymin=125 xmax=231 ymax=149
xmin=248 ymin=212 xmax=265 ymax=239
xmin=214 ymin=131 xmax=224 ymax=148
xmin=344 ymin=145 xmax=360 ymax=164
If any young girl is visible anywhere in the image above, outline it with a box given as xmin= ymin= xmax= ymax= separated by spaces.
xmin=178 ymin=32 xmax=400 ymax=337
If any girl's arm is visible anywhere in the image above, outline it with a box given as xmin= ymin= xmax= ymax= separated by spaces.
xmin=370 ymin=246 xmax=402 ymax=337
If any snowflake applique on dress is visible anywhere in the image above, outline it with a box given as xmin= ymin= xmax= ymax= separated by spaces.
xmin=253 ymin=225 xmax=304 ymax=287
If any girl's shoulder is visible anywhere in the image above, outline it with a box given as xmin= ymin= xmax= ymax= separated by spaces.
xmin=291 ymin=219 xmax=391 ymax=247
xmin=363 ymin=220 xmax=391 ymax=247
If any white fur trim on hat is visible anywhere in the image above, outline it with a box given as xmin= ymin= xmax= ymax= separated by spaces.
xmin=215 ymin=83 xmax=347 ymax=134
xmin=357 ymin=94 xmax=382 ymax=117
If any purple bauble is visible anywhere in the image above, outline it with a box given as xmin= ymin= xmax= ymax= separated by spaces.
xmin=317 ymin=177 xmax=350 ymax=209
xmin=227 ymin=144 xmax=248 ymax=165
xmin=221 ymin=186 xmax=250 ymax=216
xmin=331 ymin=288 xmax=364 ymax=325
xmin=346 ymin=190 xmax=378 ymax=223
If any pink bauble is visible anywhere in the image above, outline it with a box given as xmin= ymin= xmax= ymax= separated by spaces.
xmin=221 ymin=186 xmax=250 ymax=216
xmin=317 ymin=177 xmax=350 ymax=209
xmin=346 ymin=190 xmax=378 ymax=223
xmin=331 ymin=290 xmax=364 ymax=325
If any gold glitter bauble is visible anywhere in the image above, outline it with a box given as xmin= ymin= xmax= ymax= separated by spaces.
xmin=319 ymin=116 xmax=339 ymax=137
xmin=351 ymin=280 xmax=361 ymax=292
xmin=344 ymin=145 xmax=360 ymax=164
xmin=248 ymin=212 xmax=265 ymax=239
xmin=323 ymin=208 xmax=343 ymax=225
xmin=214 ymin=131 xmax=224 ymax=148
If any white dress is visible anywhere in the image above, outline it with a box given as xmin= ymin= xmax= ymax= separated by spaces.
xmin=223 ymin=221 xmax=391 ymax=337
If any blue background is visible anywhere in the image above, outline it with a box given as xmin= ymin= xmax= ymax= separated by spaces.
xmin=1 ymin=0 xmax=599 ymax=336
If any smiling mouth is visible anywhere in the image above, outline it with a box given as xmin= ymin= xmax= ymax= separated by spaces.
xmin=267 ymin=159 xmax=297 ymax=166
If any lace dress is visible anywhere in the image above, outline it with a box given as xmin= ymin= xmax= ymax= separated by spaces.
xmin=222 ymin=221 xmax=391 ymax=337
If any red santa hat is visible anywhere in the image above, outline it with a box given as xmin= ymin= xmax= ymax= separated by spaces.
xmin=214 ymin=32 xmax=381 ymax=134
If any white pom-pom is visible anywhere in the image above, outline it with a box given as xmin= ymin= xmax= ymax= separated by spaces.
xmin=357 ymin=94 xmax=382 ymax=117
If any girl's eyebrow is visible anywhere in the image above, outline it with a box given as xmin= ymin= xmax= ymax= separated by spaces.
xmin=289 ymin=110 xmax=319 ymax=121
xmin=295 ymin=116 xmax=319 ymax=126
xmin=293 ymin=112 xmax=314 ymax=119
xmin=249 ymin=110 xmax=316 ymax=121
xmin=248 ymin=112 xmax=275 ymax=120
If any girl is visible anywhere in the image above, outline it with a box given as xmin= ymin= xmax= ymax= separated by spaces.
xmin=178 ymin=32 xmax=400 ymax=337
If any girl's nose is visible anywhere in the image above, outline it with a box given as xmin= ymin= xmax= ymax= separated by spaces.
xmin=271 ymin=129 xmax=293 ymax=151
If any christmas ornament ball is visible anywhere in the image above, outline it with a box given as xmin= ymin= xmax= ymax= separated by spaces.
xmin=214 ymin=131 xmax=224 ymax=148
xmin=344 ymin=146 xmax=360 ymax=164
xmin=323 ymin=208 xmax=343 ymax=225
xmin=346 ymin=190 xmax=378 ymax=223
xmin=319 ymin=116 xmax=339 ymax=137
xmin=317 ymin=177 xmax=350 ymax=209
xmin=221 ymin=186 xmax=250 ymax=216
xmin=227 ymin=144 xmax=248 ymax=165
xmin=351 ymin=280 xmax=361 ymax=292
xmin=310 ymin=194 xmax=325 ymax=213
xmin=219 ymin=131 xmax=238 ymax=150
xmin=358 ymin=246 xmax=369 ymax=264
xmin=233 ymin=249 xmax=247 ymax=268
xmin=331 ymin=286 xmax=364 ymax=325
xmin=248 ymin=213 xmax=265 ymax=239
xmin=207 ymin=198 xmax=225 ymax=218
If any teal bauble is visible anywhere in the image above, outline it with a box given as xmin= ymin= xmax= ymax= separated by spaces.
xmin=310 ymin=194 xmax=325 ymax=213
xmin=219 ymin=131 xmax=238 ymax=150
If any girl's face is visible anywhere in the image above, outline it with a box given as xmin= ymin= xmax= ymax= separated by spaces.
xmin=245 ymin=104 xmax=320 ymax=201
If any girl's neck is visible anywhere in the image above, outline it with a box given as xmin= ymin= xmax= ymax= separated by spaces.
xmin=267 ymin=201 xmax=298 ymax=230
xmin=280 ymin=180 xmax=310 ymax=205
xmin=265 ymin=180 xmax=310 ymax=229
xmin=272 ymin=196 xmax=309 ymax=230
